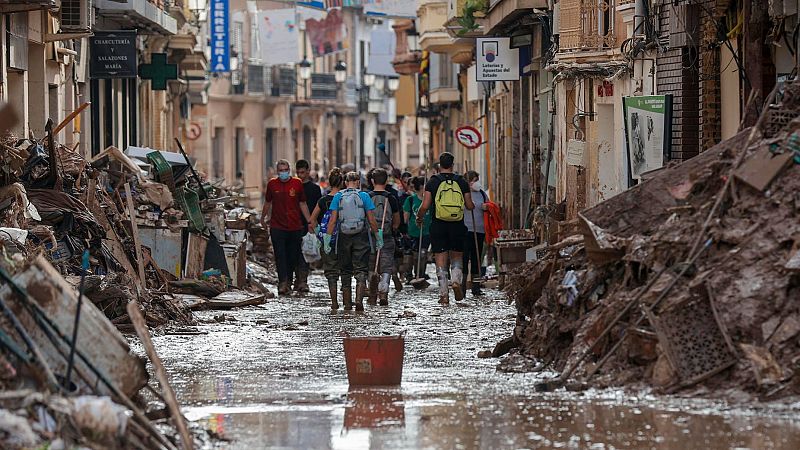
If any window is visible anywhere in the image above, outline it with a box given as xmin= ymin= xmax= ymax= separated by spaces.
xmin=235 ymin=127 xmax=245 ymax=177
xmin=212 ymin=127 xmax=225 ymax=179
xmin=438 ymin=54 xmax=452 ymax=88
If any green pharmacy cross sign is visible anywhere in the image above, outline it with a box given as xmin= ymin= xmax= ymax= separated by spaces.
xmin=139 ymin=53 xmax=178 ymax=91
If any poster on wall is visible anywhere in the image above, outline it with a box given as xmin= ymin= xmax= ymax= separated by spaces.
xmin=623 ymin=95 xmax=673 ymax=182
xmin=306 ymin=8 xmax=348 ymax=57
xmin=257 ymin=9 xmax=300 ymax=65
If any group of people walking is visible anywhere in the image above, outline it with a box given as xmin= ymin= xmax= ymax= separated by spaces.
xmin=260 ymin=151 xmax=492 ymax=311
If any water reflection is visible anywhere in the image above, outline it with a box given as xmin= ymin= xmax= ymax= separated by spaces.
xmin=343 ymin=388 xmax=405 ymax=430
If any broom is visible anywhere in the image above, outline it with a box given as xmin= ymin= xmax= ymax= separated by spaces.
xmin=411 ymin=173 xmax=430 ymax=289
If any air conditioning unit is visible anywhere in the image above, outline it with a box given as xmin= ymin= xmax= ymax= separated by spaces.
xmin=60 ymin=0 xmax=92 ymax=32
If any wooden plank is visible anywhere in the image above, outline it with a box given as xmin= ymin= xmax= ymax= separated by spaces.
xmin=0 ymin=256 xmax=147 ymax=397
xmin=207 ymin=291 xmax=266 ymax=309
xmin=127 ymin=300 xmax=193 ymax=450
xmin=734 ymin=146 xmax=794 ymax=192
xmin=85 ymin=191 xmax=142 ymax=292
xmin=124 ymin=183 xmax=147 ymax=287
xmin=184 ymin=233 xmax=208 ymax=279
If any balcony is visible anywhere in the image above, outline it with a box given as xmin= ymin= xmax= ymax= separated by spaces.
xmin=483 ymin=0 xmax=548 ymax=35
xmin=558 ymin=0 xmax=618 ymax=52
xmin=310 ymin=73 xmax=338 ymax=101
xmin=96 ymin=0 xmax=178 ymax=35
xmin=0 ymin=1 xmax=57 ymax=13
xmin=417 ymin=0 xmax=452 ymax=53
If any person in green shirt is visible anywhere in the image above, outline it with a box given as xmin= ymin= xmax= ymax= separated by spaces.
xmin=403 ymin=176 xmax=431 ymax=281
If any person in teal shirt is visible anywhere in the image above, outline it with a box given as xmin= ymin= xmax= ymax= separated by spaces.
xmin=325 ymin=171 xmax=380 ymax=311
xmin=403 ymin=176 xmax=431 ymax=280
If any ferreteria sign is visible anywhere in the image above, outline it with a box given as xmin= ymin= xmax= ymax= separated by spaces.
xmin=476 ymin=37 xmax=519 ymax=82
xmin=89 ymin=31 xmax=137 ymax=79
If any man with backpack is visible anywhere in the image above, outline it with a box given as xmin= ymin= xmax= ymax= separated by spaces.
xmin=367 ymin=168 xmax=401 ymax=306
xmin=324 ymin=171 xmax=381 ymax=311
xmin=309 ymin=168 xmax=345 ymax=310
xmin=415 ymin=152 xmax=475 ymax=304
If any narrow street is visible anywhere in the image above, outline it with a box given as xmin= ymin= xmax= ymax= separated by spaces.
xmin=147 ymin=273 xmax=800 ymax=449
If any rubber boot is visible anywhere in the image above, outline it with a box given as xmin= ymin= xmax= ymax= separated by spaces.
xmin=328 ymin=279 xmax=339 ymax=310
xmin=294 ymin=270 xmax=310 ymax=293
xmin=436 ymin=267 xmax=449 ymax=305
xmin=367 ymin=273 xmax=378 ymax=305
xmin=451 ymin=261 xmax=464 ymax=302
xmin=355 ymin=281 xmax=366 ymax=311
xmin=341 ymin=276 xmax=353 ymax=310
xmin=278 ymin=281 xmax=291 ymax=296
xmin=378 ymin=273 xmax=390 ymax=306
xmin=392 ymin=273 xmax=403 ymax=292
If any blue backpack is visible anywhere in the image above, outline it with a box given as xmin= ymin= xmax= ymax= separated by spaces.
xmin=317 ymin=196 xmax=338 ymax=244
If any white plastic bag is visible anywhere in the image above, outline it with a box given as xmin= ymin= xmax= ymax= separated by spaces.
xmin=302 ymin=232 xmax=321 ymax=263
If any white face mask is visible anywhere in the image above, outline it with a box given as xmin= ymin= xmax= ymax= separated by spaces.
xmin=470 ymin=181 xmax=482 ymax=192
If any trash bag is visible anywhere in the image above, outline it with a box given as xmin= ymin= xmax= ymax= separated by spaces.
xmin=302 ymin=232 xmax=321 ymax=263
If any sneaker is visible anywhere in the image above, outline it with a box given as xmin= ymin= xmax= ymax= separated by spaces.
xmin=438 ymin=294 xmax=450 ymax=305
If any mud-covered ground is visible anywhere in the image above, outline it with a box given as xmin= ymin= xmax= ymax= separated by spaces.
xmin=141 ymin=273 xmax=800 ymax=449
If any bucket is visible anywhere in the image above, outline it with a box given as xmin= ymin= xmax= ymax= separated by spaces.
xmin=343 ymin=335 xmax=405 ymax=386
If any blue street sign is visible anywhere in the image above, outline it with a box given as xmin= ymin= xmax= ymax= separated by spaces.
xmin=210 ymin=0 xmax=230 ymax=72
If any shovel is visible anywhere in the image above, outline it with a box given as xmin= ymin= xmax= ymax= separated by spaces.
xmin=370 ymin=195 xmax=390 ymax=289
xmin=410 ymin=233 xmax=430 ymax=289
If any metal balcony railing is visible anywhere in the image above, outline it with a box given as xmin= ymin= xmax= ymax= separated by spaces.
xmin=559 ymin=0 xmax=618 ymax=52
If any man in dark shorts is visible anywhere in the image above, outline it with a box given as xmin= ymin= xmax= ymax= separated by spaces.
xmin=415 ymin=152 xmax=475 ymax=304
xmin=295 ymin=159 xmax=322 ymax=292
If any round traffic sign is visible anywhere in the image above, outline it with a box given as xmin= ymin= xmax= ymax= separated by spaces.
xmin=455 ymin=126 xmax=482 ymax=149
xmin=186 ymin=122 xmax=202 ymax=141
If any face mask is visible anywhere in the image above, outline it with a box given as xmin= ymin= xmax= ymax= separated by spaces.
xmin=470 ymin=181 xmax=482 ymax=192
xmin=278 ymin=171 xmax=291 ymax=181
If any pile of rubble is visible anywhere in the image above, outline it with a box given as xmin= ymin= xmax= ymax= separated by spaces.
xmin=0 ymin=111 xmax=274 ymax=446
xmin=505 ymin=84 xmax=800 ymax=400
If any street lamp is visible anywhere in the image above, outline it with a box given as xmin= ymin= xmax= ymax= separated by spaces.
xmin=387 ymin=76 xmax=400 ymax=92
xmin=373 ymin=76 xmax=385 ymax=91
xmin=363 ymin=73 xmax=375 ymax=87
xmin=335 ymin=60 xmax=347 ymax=83
xmin=298 ymin=58 xmax=312 ymax=81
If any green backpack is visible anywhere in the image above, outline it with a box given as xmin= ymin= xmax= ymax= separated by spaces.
xmin=434 ymin=175 xmax=465 ymax=222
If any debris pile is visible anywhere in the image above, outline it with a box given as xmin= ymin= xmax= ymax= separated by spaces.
xmin=506 ymin=83 xmax=800 ymax=399
xmin=0 ymin=111 xmax=274 ymax=446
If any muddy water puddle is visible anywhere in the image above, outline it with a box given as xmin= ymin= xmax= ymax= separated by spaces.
xmin=146 ymin=275 xmax=800 ymax=449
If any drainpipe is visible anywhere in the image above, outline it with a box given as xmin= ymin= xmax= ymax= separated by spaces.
xmin=634 ymin=0 xmax=645 ymax=36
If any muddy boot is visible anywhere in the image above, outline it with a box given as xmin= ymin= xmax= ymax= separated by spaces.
xmin=392 ymin=273 xmax=403 ymax=292
xmin=341 ymin=288 xmax=353 ymax=311
xmin=367 ymin=273 xmax=378 ymax=305
xmin=278 ymin=281 xmax=291 ymax=296
xmin=341 ymin=276 xmax=353 ymax=310
xmin=328 ymin=279 xmax=339 ymax=310
xmin=471 ymin=281 xmax=483 ymax=297
xmin=355 ymin=281 xmax=366 ymax=312
xmin=451 ymin=262 xmax=464 ymax=302
xmin=436 ymin=267 xmax=450 ymax=305
xmin=294 ymin=270 xmax=310 ymax=293
xmin=378 ymin=273 xmax=390 ymax=306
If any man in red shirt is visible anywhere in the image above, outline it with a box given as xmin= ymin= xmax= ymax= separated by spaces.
xmin=261 ymin=159 xmax=313 ymax=295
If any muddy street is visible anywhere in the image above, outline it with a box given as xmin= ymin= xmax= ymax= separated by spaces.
xmin=142 ymin=273 xmax=800 ymax=449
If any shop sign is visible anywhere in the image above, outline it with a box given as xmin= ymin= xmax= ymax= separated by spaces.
xmin=89 ymin=31 xmax=137 ymax=79
xmin=476 ymin=37 xmax=519 ymax=82
xmin=210 ymin=0 xmax=230 ymax=72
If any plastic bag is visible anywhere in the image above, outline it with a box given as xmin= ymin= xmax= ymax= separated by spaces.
xmin=302 ymin=232 xmax=321 ymax=263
